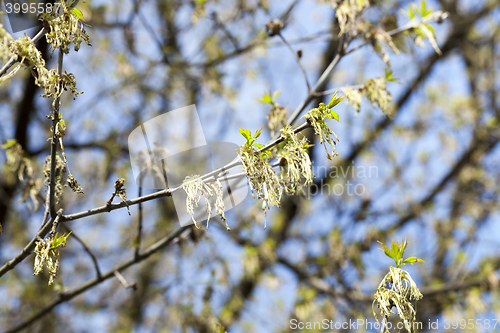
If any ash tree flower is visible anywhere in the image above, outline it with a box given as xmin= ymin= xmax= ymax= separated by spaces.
xmin=304 ymin=92 xmax=344 ymax=160
xmin=182 ymin=176 xmax=229 ymax=230
xmin=278 ymin=126 xmax=313 ymax=194
xmin=34 ymin=232 xmax=71 ymax=286
xmin=238 ymin=128 xmax=282 ymax=228
xmin=373 ymin=239 xmax=424 ymax=333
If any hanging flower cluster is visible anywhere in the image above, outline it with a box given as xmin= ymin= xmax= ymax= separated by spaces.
xmin=40 ymin=4 xmax=91 ymax=54
xmin=2 ymin=140 xmax=43 ymax=211
xmin=258 ymin=90 xmax=288 ymax=137
xmin=304 ymin=92 xmax=344 ymax=160
xmin=268 ymin=105 xmax=288 ymax=138
xmin=34 ymin=232 xmax=71 ymax=285
xmin=373 ymin=240 xmax=424 ymax=333
xmin=333 ymin=0 xmax=370 ymax=34
xmin=342 ymin=70 xmax=397 ymax=115
xmin=238 ymin=128 xmax=282 ymax=227
xmin=182 ymin=176 xmax=229 ymax=230
xmin=278 ymin=126 xmax=313 ymax=194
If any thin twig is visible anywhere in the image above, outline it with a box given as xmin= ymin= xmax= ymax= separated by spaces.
xmin=62 ymin=187 xmax=176 ymax=222
xmin=286 ymin=34 xmax=347 ymax=125
xmin=62 ymin=225 xmax=101 ymax=279
xmin=278 ymin=32 xmax=311 ymax=92
xmin=49 ymin=209 xmax=63 ymax=238
xmin=135 ymin=176 xmax=143 ymax=259
xmin=39 ymin=190 xmax=51 ymax=232
xmin=313 ymin=84 xmax=364 ymax=97
xmin=114 ymin=271 xmax=136 ymax=290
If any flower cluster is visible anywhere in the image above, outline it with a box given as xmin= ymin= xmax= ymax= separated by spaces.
xmin=2 ymin=140 xmax=43 ymax=211
xmin=278 ymin=126 xmax=313 ymax=194
xmin=333 ymin=0 xmax=369 ymax=34
xmin=268 ymin=105 xmax=288 ymax=138
xmin=373 ymin=240 xmax=424 ymax=333
xmin=0 ymin=25 xmax=13 ymax=64
xmin=342 ymin=71 xmax=395 ymax=114
xmin=34 ymin=232 xmax=71 ymax=285
xmin=373 ymin=267 xmax=423 ymax=333
xmin=182 ymin=176 xmax=228 ymax=230
xmin=304 ymin=93 xmax=344 ymax=160
xmin=258 ymin=90 xmax=288 ymax=137
xmin=364 ymin=77 xmax=393 ymax=113
xmin=40 ymin=5 xmax=91 ymax=54
xmin=239 ymin=128 xmax=282 ymax=227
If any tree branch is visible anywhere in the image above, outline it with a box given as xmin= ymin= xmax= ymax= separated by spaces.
xmin=48 ymin=49 xmax=64 ymax=218
xmin=3 ymin=225 xmax=191 ymax=333
xmin=278 ymin=32 xmax=311 ymax=92
xmin=62 ymin=225 xmax=101 ymax=279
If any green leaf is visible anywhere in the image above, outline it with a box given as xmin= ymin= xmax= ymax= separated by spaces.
xmin=390 ymin=240 xmax=399 ymax=260
xmin=377 ymin=241 xmax=394 ymax=260
xmin=403 ymin=257 xmax=425 ymax=264
xmin=253 ymin=143 xmax=265 ymax=149
xmin=408 ymin=6 xmax=415 ymax=19
xmin=272 ymin=90 xmax=282 ymax=101
xmin=327 ymin=92 xmax=345 ymax=109
xmin=257 ymin=94 xmax=272 ymax=104
xmin=385 ymin=69 xmax=399 ymax=83
xmin=329 ymin=111 xmax=340 ymax=122
xmin=424 ymin=23 xmax=435 ymax=33
xmin=239 ymin=128 xmax=251 ymax=142
xmin=401 ymin=239 xmax=408 ymax=254
xmin=254 ymin=127 xmax=262 ymax=139
xmin=2 ymin=139 xmax=17 ymax=149
xmin=51 ymin=232 xmax=71 ymax=249
xmin=71 ymin=8 xmax=85 ymax=21
xmin=262 ymin=150 xmax=273 ymax=158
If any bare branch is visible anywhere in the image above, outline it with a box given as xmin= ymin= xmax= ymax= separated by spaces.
xmin=114 ymin=271 xmax=136 ymax=290
xmin=135 ymin=176 xmax=144 ymax=259
xmin=62 ymin=225 xmax=101 ymax=279
xmin=278 ymin=32 xmax=311 ymax=92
